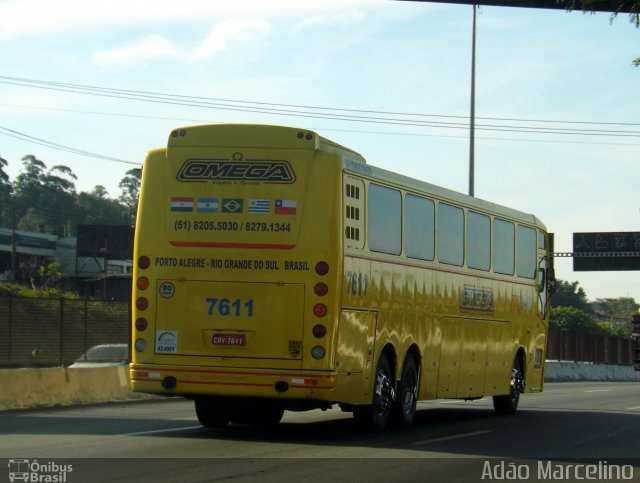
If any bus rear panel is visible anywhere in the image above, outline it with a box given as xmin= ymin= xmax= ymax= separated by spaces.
xmin=130 ymin=125 xmax=360 ymax=409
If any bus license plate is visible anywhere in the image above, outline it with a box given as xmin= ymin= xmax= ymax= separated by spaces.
xmin=212 ymin=334 xmax=246 ymax=346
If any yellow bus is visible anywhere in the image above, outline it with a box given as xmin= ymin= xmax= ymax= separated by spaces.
xmin=130 ymin=124 xmax=553 ymax=432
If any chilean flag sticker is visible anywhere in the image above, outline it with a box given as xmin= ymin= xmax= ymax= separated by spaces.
xmin=170 ymin=197 xmax=194 ymax=212
xmin=275 ymin=199 xmax=297 ymax=215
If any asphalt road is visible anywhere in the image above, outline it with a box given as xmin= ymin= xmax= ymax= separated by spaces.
xmin=2 ymin=382 xmax=639 ymax=483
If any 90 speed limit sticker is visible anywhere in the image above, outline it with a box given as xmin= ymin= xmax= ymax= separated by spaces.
xmin=159 ymin=282 xmax=175 ymax=298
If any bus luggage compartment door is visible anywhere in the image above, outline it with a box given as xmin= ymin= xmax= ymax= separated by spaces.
xmin=155 ymin=280 xmax=305 ymax=360
xmin=336 ymin=310 xmax=377 ymax=374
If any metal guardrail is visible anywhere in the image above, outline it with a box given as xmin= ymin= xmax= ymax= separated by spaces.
xmin=0 ymin=296 xmax=130 ymax=368
xmin=547 ymin=327 xmax=635 ymax=365
xmin=0 ymin=296 xmax=635 ymax=368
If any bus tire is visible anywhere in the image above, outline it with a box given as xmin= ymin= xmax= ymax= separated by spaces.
xmin=354 ymin=353 xmax=395 ymax=432
xmin=195 ymin=397 xmax=230 ymax=428
xmin=493 ymin=356 xmax=524 ymax=415
xmin=392 ymin=353 xmax=419 ymax=429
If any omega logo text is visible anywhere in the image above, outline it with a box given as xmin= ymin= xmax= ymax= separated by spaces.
xmin=177 ymin=159 xmax=296 ymax=183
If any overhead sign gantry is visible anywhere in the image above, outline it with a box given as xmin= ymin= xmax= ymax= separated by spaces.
xmin=398 ymin=1 xmax=635 ymax=13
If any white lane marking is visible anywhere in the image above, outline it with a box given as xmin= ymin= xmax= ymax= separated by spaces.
xmin=584 ymin=389 xmax=612 ymax=393
xmin=412 ymin=430 xmax=491 ymax=446
xmin=123 ymin=425 xmax=202 ymax=436
xmin=626 ymin=406 xmax=640 ymax=411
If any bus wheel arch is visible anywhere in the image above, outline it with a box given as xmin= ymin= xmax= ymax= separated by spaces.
xmin=493 ymin=348 xmax=526 ymax=415
xmin=392 ymin=345 xmax=421 ymax=429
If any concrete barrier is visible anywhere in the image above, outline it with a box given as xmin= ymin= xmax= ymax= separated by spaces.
xmin=0 ymin=366 xmax=155 ymax=411
xmin=1 ymin=362 xmax=638 ymax=411
xmin=544 ymin=361 xmax=640 ymax=382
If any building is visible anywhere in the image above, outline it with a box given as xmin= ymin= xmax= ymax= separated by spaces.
xmin=0 ymin=226 xmax=133 ymax=300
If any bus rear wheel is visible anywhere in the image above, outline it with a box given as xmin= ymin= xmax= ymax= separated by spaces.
xmin=195 ymin=397 xmax=231 ymax=428
xmin=354 ymin=353 xmax=395 ymax=432
xmin=493 ymin=356 xmax=524 ymax=415
xmin=392 ymin=353 xmax=419 ymax=429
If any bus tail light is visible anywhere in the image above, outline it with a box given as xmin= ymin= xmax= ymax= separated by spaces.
xmin=313 ymin=303 xmax=327 ymax=318
xmin=136 ymin=297 xmax=149 ymax=311
xmin=138 ymin=256 xmax=150 ymax=269
xmin=315 ymin=261 xmax=329 ymax=276
xmin=311 ymin=346 xmax=325 ymax=359
xmin=134 ymin=338 xmax=147 ymax=353
xmin=135 ymin=318 xmax=148 ymax=331
xmin=312 ymin=324 xmax=327 ymax=338
xmin=314 ymin=282 xmax=328 ymax=296
xmin=137 ymin=277 xmax=149 ymax=290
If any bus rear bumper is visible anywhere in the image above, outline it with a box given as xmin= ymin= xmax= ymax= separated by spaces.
xmin=130 ymin=364 xmax=367 ymax=404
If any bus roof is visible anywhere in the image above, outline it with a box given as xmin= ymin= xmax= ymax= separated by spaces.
xmin=345 ymin=159 xmax=546 ymax=231
xmin=163 ymin=123 xmax=545 ymax=231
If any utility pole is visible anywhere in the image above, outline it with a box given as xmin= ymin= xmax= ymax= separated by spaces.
xmin=10 ymin=203 xmax=16 ymax=282
xmin=100 ymin=239 xmax=108 ymax=300
xmin=469 ymin=4 xmax=477 ymax=197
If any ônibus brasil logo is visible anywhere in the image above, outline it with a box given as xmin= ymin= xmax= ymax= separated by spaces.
xmin=177 ymin=157 xmax=295 ymax=184
xmin=8 ymin=459 xmax=73 ymax=482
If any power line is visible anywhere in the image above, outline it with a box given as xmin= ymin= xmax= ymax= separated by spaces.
xmin=0 ymin=126 xmax=139 ymax=166
xmin=1 ymin=75 xmax=639 ymax=138
xmin=4 ymin=74 xmax=640 ymax=127
xmin=2 ymin=102 xmax=639 ymax=149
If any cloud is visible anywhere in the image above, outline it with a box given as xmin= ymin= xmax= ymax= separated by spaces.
xmin=292 ymin=9 xmax=366 ymax=33
xmin=92 ymin=18 xmax=271 ymax=68
xmin=0 ymin=0 xmax=382 ymax=40
xmin=193 ymin=18 xmax=271 ymax=60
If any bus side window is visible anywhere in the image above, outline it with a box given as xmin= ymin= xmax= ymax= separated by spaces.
xmin=467 ymin=211 xmax=490 ymax=271
xmin=516 ymin=225 xmax=537 ymax=279
xmin=493 ymin=218 xmax=515 ymax=275
xmin=405 ymin=194 xmax=435 ymax=261
xmin=368 ymin=183 xmax=402 ymax=255
xmin=437 ymin=203 xmax=464 ymax=266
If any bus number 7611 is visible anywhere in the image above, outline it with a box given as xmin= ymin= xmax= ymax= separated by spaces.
xmin=346 ymin=271 xmax=367 ymax=297
xmin=206 ymin=298 xmax=254 ymax=317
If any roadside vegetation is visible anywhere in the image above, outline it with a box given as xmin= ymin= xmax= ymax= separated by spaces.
xmin=551 ymin=279 xmax=638 ymax=337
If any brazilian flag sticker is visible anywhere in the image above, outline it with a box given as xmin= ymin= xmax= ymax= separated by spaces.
xmin=221 ymin=198 xmax=244 ymax=213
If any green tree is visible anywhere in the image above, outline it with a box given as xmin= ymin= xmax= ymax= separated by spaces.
xmin=119 ymin=168 xmax=141 ymax=224
xmin=550 ymin=280 xmax=592 ymax=313
xmin=35 ymin=261 xmax=63 ymax=290
xmin=17 ymin=207 xmax=46 ymax=232
xmin=0 ymin=156 xmax=12 ymax=227
xmin=12 ymin=156 xmax=80 ymax=235
xmin=45 ymin=165 xmax=77 ymax=196
xmin=591 ymin=297 xmax=638 ymax=336
xmin=550 ymin=306 xmax=606 ymax=335
xmin=12 ymin=155 xmax=47 ymax=231
xmin=562 ymin=0 xmax=640 ymax=65
xmin=77 ymin=186 xmax=130 ymax=225
xmin=42 ymin=164 xmax=79 ymax=236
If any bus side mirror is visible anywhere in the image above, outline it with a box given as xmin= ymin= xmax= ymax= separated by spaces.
xmin=547 ymin=268 xmax=557 ymax=295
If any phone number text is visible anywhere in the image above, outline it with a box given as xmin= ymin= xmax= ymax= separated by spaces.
xmin=174 ymin=220 xmax=290 ymax=233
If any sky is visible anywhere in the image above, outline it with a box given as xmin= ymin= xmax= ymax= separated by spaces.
xmin=0 ymin=0 xmax=639 ymax=303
